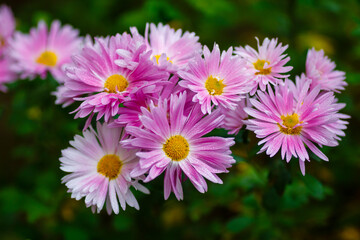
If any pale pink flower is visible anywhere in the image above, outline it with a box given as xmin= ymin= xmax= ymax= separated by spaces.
xmin=306 ymin=48 xmax=346 ymax=92
xmin=10 ymin=20 xmax=82 ymax=82
xmin=60 ymin=122 xmax=149 ymax=214
xmin=0 ymin=5 xmax=15 ymax=55
xmin=145 ymin=22 xmax=202 ymax=73
xmin=179 ymin=44 xmax=253 ymax=114
xmin=235 ymin=37 xmax=293 ymax=95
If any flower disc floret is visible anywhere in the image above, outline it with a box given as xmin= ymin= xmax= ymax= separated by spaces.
xmin=97 ymin=154 xmax=123 ymax=179
xmin=153 ymin=54 xmax=172 ymax=64
xmin=205 ymin=75 xmax=226 ymax=95
xmin=163 ymin=135 xmax=189 ymax=161
xmin=36 ymin=51 xmax=57 ymax=67
xmin=277 ymin=113 xmax=302 ymax=135
xmin=0 ymin=36 xmax=4 ymax=47
xmin=104 ymin=74 xmax=129 ymax=93
xmin=253 ymin=59 xmax=271 ymax=75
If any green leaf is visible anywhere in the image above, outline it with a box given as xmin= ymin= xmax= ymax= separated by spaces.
xmin=0 ymin=187 xmax=25 ymax=213
xmin=262 ymin=187 xmax=280 ymax=211
xmin=113 ymin=214 xmax=133 ymax=231
xmin=303 ymin=175 xmax=324 ymax=200
xmin=64 ymin=226 xmax=89 ymax=240
xmin=227 ymin=216 xmax=254 ymax=233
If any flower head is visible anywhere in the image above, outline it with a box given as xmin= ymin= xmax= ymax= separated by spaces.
xmin=179 ymin=44 xmax=253 ymax=114
xmin=245 ymin=80 xmax=349 ymax=175
xmin=0 ymin=5 xmax=15 ymax=55
xmin=64 ymin=32 xmax=168 ymax=127
xmin=235 ymin=37 xmax=293 ymax=94
xmin=123 ymin=91 xmax=235 ymax=200
xmin=145 ymin=23 xmax=202 ymax=73
xmin=9 ymin=20 xmax=82 ymax=82
xmin=60 ymin=122 xmax=149 ymax=214
xmin=306 ymin=48 xmax=346 ymax=92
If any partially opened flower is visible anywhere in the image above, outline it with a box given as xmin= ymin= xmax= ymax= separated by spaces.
xmin=124 ymin=91 xmax=235 ymax=200
xmin=306 ymin=48 xmax=347 ymax=92
xmin=145 ymin=22 xmax=202 ymax=73
xmin=179 ymin=44 xmax=253 ymax=114
xmin=235 ymin=37 xmax=293 ymax=94
xmin=285 ymin=73 xmax=310 ymax=102
xmin=10 ymin=20 xmax=82 ymax=82
xmin=64 ymin=32 xmax=168 ymax=127
xmin=60 ymin=122 xmax=149 ymax=214
xmin=0 ymin=57 xmax=16 ymax=92
xmin=245 ymin=80 xmax=349 ymax=175
xmin=0 ymin=5 xmax=15 ymax=55
xmin=221 ymin=96 xmax=251 ymax=135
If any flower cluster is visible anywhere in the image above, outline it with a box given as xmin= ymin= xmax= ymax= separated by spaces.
xmin=1 ymin=5 xmax=349 ymax=214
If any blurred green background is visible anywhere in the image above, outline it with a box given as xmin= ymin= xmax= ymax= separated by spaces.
xmin=0 ymin=0 xmax=359 ymax=239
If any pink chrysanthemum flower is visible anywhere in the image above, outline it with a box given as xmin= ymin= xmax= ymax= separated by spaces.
xmin=64 ymin=32 xmax=168 ymax=127
xmin=235 ymin=37 xmax=293 ymax=95
xmin=221 ymin=96 xmax=251 ymax=135
xmin=145 ymin=22 xmax=202 ymax=73
xmin=53 ymin=36 xmax=108 ymax=108
xmin=179 ymin=44 xmax=253 ymax=114
xmin=306 ymin=48 xmax=347 ymax=92
xmin=10 ymin=20 xmax=82 ymax=82
xmin=0 ymin=5 xmax=15 ymax=55
xmin=245 ymin=80 xmax=349 ymax=175
xmin=123 ymin=91 xmax=235 ymax=200
xmin=0 ymin=57 xmax=16 ymax=92
xmin=60 ymin=122 xmax=149 ymax=214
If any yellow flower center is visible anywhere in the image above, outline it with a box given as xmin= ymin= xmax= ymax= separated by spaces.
xmin=97 ymin=154 xmax=123 ymax=180
xmin=36 ymin=51 xmax=57 ymax=67
xmin=163 ymin=135 xmax=189 ymax=161
xmin=277 ymin=113 xmax=303 ymax=135
xmin=205 ymin=75 xmax=226 ymax=95
xmin=0 ymin=36 xmax=5 ymax=47
xmin=153 ymin=54 xmax=172 ymax=64
xmin=253 ymin=59 xmax=271 ymax=75
xmin=104 ymin=74 xmax=129 ymax=93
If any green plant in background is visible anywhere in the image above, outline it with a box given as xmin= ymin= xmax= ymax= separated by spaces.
xmin=0 ymin=0 xmax=359 ymax=240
